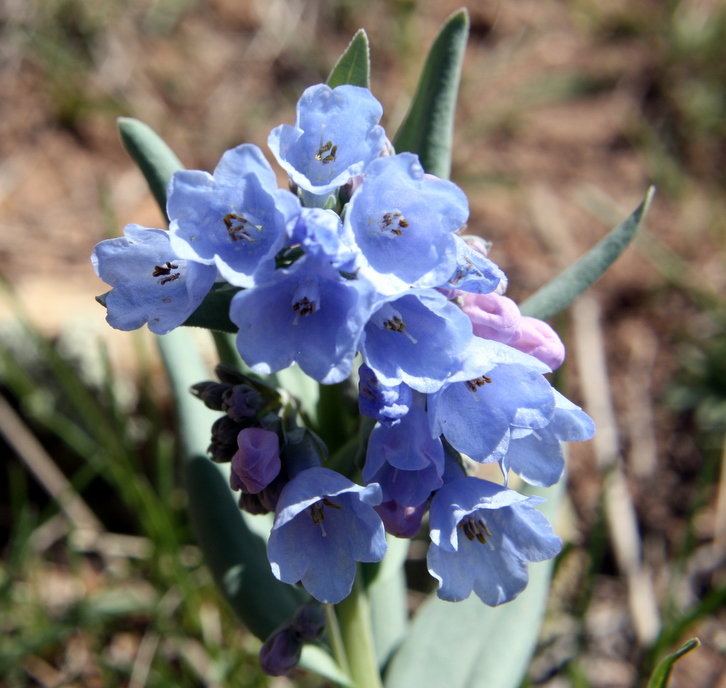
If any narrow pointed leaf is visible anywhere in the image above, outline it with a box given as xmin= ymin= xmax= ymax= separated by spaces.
xmin=157 ymin=328 xmax=305 ymax=640
xmin=520 ymin=186 xmax=656 ymax=320
xmin=392 ymin=9 xmax=469 ymax=179
xmin=327 ymin=29 xmax=371 ymax=89
xmin=384 ymin=480 xmax=563 ymax=688
xmin=117 ymin=117 xmax=183 ymax=220
xmin=647 ymin=638 xmax=700 ymax=688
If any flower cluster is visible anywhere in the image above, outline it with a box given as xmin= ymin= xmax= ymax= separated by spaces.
xmin=92 ymin=83 xmax=594 ymax=611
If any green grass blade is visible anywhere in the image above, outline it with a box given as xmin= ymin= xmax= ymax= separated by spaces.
xmin=327 ymin=29 xmax=371 ymax=89
xmin=157 ymin=329 xmax=306 ymax=640
xmin=520 ymin=187 xmax=656 ymax=320
xmin=384 ymin=480 xmax=563 ymax=688
xmin=392 ymin=9 xmax=470 ymax=180
xmin=117 ymin=117 xmax=183 ymax=220
xmin=647 ymin=638 xmax=700 ymax=688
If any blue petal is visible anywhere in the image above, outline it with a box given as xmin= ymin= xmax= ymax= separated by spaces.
xmin=230 ymin=257 xmax=375 ymax=384
xmin=345 ymin=153 xmax=468 ymax=293
xmin=92 ymin=224 xmax=216 ymax=335
xmin=427 ymin=477 xmax=561 ymax=605
xmin=268 ymin=84 xmax=386 ymax=195
xmin=267 ymin=467 xmax=386 ymax=604
xmin=167 ymin=144 xmax=298 ymax=287
xmin=362 ymin=289 xmax=473 ymax=393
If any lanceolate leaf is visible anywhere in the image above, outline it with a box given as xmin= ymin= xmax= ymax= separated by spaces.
xmin=157 ymin=328 xmax=306 ymax=641
xmin=392 ymin=9 xmax=470 ymax=180
xmin=383 ymin=480 xmax=564 ymax=688
xmin=117 ymin=117 xmax=183 ymax=220
xmin=327 ymin=29 xmax=371 ymax=89
xmin=520 ymin=187 xmax=656 ymax=320
xmin=647 ymin=638 xmax=700 ymax=688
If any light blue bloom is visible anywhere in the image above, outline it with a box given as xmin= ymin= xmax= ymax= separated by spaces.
xmin=361 ymin=289 xmax=473 ymax=393
xmin=357 ymin=363 xmax=412 ymax=427
xmin=267 ymin=467 xmax=387 ymax=604
xmin=501 ymin=390 xmax=595 ymax=487
xmin=230 ymin=255 xmax=375 ymax=384
xmin=92 ymin=224 xmax=216 ymax=335
xmin=268 ymin=84 xmax=386 ymax=200
xmin=345 ymin=153 xmax=468 ymax=294
xmin=363 ymin=404 xmax=444 ymax=507
xmin=168 ymin=144 xmax=300 ymax=288
xmin=428 ymin=338 xmax=554 ymax=464
xmin=427 ymin=477 xmax=561 ymax=605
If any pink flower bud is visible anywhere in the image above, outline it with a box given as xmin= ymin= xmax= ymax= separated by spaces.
xmin=511 ymin=316 xmax=565 ymax=371
xmin=230 ymin=428 xmax=281 ymax=494
xmin=459 ymin=292 xmax=521 ymax=344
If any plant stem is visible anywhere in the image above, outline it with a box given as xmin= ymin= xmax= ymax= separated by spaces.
xmin=325 ymin=603 xmax=351 ymax=680
xmin=336 ymin=571 xmax=383 ymax=688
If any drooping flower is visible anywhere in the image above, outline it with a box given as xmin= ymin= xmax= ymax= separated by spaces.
xmin=229 ymin=253 xmax=376 ymax=384
xmin=91 ymin=224 xmax=216 ymax=335
xmin=267 ymin=467 xmax=387 ymax=604
xmin=501 ymin=390 xmax=595 ymax=487
xmin=167 ymin=144 xmax=300 ymax=288
xmin=268 ymin=84 xmax=387 ymax=201
xmin=357 ymin=363 xmax=412 ymax=427
xmin=361 ymin=289 xmax=474 ymax=393
xmin=230 ymin=427 xmax=281 ymax=494
xmin=427 ymin=476 xmax=561 ymax=605
xmin=363 ymin=404 xmax=445 ymax=507
xmin=427 ymin=338 xmax=554 ymax=464
xmin=345 ymin=153 xmax=469 ymax=294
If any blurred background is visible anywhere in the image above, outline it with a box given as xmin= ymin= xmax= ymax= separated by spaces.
xmin=1 ymin=0 xmax=725 ymax=686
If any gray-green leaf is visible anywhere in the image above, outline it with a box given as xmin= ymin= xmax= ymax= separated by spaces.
xmin=392 ymin=9 xmax=469 ymax=180
xmin=117 ymin=117 xmax=183 ymax=220
xmin=520 ymin=186 xmax=656 ymax=320
xmin=327 ymin=29 xmax=371 ymax=89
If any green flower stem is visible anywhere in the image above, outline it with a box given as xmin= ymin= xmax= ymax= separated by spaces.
xmin=211 ymin=330 xmax=242 ymax=367
xmin=325 ymin=603 xmax=351 ymax=680
xmin=336 ymin=571 xmax=384 ymax=688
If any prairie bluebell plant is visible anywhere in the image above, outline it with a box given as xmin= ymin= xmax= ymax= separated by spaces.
xmin=90 ymin=14 xmax=656 ymax=685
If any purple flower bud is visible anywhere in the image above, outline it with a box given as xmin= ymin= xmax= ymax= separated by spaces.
xmin=290 ymin=602 xmax=326 ymax=641
xmin=257 ymin=470 xmax=288 ymax=513
xmin=259 ymin=627 xmax=302 ymax=677
xmin=223 ymin=384 xmax=261 ymax=421
xmin=375 ymin=500 xmax=427 ymax=538
xmin=238 ymin=491 xmax=270 ymax=515
xmin=190 ymin=381 xmax=231 ymax=411
xmin=230 ymin=427 xmax=281 ymax=493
